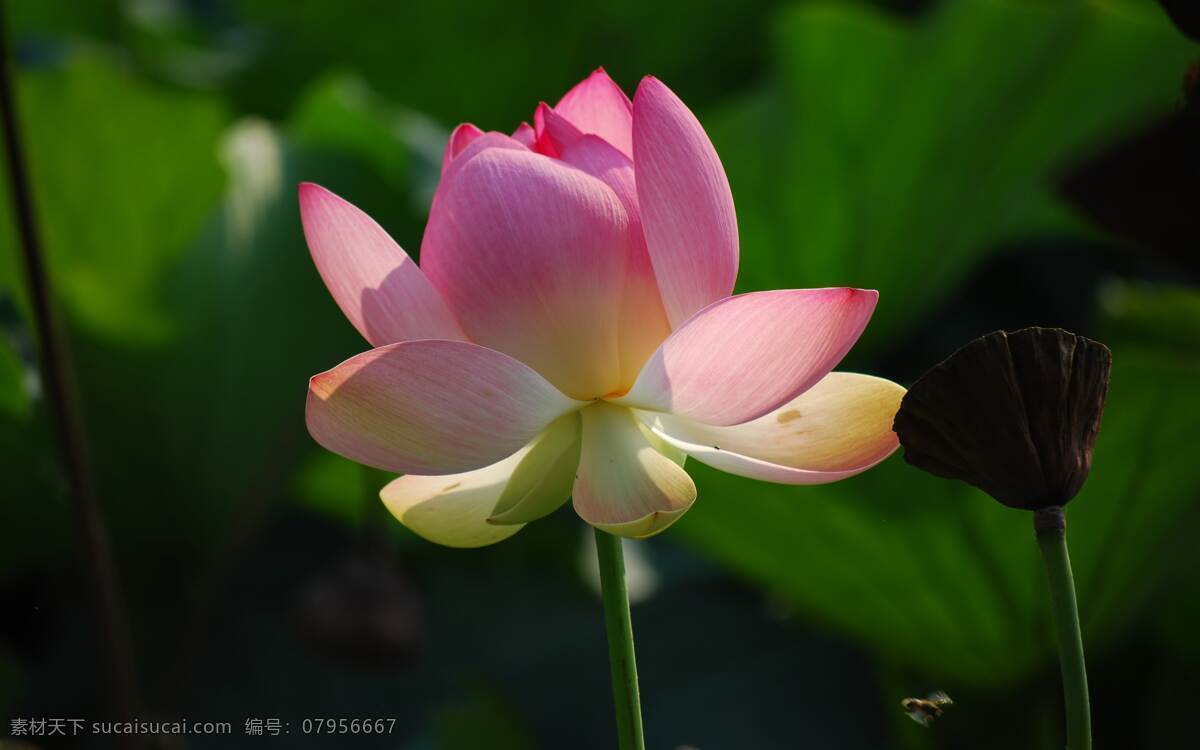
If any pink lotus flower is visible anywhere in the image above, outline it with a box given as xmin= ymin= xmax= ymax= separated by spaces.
xmin=301 ymin=69 xmax=904 ymax=547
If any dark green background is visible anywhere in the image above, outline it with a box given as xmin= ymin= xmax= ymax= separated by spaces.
xmin=0 ymin=0 xmax=1197 ymax=747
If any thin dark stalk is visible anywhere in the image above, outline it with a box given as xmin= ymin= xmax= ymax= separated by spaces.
xmin=0 ymin=1 xmax=144 ymax=731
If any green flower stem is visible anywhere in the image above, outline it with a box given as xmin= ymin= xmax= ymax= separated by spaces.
xmin=1035 ymin=507 xmax=1092 ymax=750
xmin=594 ymin=528 xmax=646 ymax=750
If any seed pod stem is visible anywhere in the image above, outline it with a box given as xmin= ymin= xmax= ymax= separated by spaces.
xmin=1035 ymin=508 xmax=1092 ymax=750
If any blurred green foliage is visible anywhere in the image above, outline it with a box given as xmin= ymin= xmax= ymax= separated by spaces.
xmin=0 ymin=0 xmax=1196 ymax=747
xmin=227 ymin=0 xmax=777 ymax=124
xmin=0 ymin=50 xmax=228 ymax=343
xmin=716 ymin=0 xmax=1193 ymax=352
xmin=1097 ymin=280 xmax=1200 ymax=357
xmin=0 ymin=335 xmax=27 ymax=418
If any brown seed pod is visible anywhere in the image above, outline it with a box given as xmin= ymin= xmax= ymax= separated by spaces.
xmin=893 ymin=327 xmax=1111 ymax=511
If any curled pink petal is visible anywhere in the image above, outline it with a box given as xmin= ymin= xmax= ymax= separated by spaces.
xmin=531 ymin=102 xmax=555 ymax=156
xmin=537 ymin=105 xmax=586 ymax=155
xmin=640 ymin=372 xmax=904 ymax=484
xmin=428 ymin=131 xmax=530 ymax=214
xmin=554 ymin=67 xmax=633 ymax=157
xmin=556 ymin=134 xmax=671 ymax=388
xmin=614 ymin=289 xmax=878 ymax=426
xmin=512 ymin=121 xmax=536 ymax=148
xmin=298 ymin=183 xmax=466 ymax=346
xmin=422 ymin=146 xmax=633 ymax=400
xmin=632 ymin=76 xmax=738 ymax=327
xmin=439 ymin=130 xmax=530 ymax=172
xmin=440 ymin=123 xmax=484 ymax=175
xmin=306 ymin=340 xmax=583 ymax=475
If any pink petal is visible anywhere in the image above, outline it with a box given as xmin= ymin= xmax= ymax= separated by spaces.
xmin=298 ymin=183 xmax=466 ymax=346
xmin=306 ymin=340 xmax=582 ymax=475
xmin=531 ymin=102 xmax=557 ymax=157
xmin=556 ymin=134 xmax=672 ymax=389
xmin=428 ymin=131 xmax=530 ymax=215
xmin=554 ymin=68 xmax=633 ymax=157
xmin=441 ymin=123 xmax=484 ymax=175
xmin=439 ymin=130 xmax=530 ymax=175
xmin=536 ymin=104 xmax=585 ymax=155
xmin=572 ymin=403 xmax=696 ymax=538
xmin=614 ymin=289 xmax=879 ymax=426
xmin=512 ymin=121 xmax=536 ymax=148
xmin=632 ymin=76 xmax=738 ymax=327
xmin=640 ymin=372 xmax=905 ymax=484
xmin=421 ymin=146 xmax=633 ymax=400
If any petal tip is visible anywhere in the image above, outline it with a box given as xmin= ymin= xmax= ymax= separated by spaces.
xmin=445 ymin=123 xmax=485 ymax=160
xmin=306 ymin=371 xmax=331 ymax=398
xmin=817 ymin=286 xmax=878 ymax=317
xmin=850 ymin=287 xmax=880 ymax=314
xmin=634 ymin=75 xmax=671 ymax=102
xmin=582 ymin=66 xmax=621 ymax=89
xmin=297 ymin=181 xmax=326 ymax=207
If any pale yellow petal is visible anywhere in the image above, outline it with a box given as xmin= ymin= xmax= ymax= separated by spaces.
xmin=573 ymin=403 xmax=696 ymax=539
xmin=641 ymin=372 xmax=904 ymax=485
xmin=488 ymin=413 xmax=581 ymax=525
xmin=380 ymin=451 xmax=528 ymax=548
